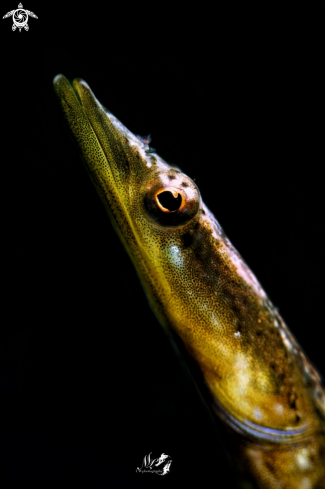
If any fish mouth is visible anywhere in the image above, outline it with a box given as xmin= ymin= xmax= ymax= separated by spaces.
xmin=53 ymin=74 xmax=150 ymax=180
xmin=53 ymin=74 xmax=151 ymax=252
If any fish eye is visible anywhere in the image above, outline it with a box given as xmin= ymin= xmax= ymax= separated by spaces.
xmin=140 ymin=171 xmax=201 ymax=228
xmin=156 ymin=189 xmax=183 ymax=212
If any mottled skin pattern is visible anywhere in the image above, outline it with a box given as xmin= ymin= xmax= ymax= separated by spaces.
xmin=53 ymin=74 xmax=325 ymax=488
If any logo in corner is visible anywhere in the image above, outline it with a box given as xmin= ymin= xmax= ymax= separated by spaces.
xmin=3 ymin=3 xmax=38 ymax=32
xmin=136 ymin=452 xmax=172 ymax=476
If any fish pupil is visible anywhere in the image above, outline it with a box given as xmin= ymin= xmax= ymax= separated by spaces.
xmin=157 ymin=191 xmax=182 ymax=212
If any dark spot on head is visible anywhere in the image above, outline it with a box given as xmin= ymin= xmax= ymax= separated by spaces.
xmin=168 ymin=174 xmax=176 ymax=180
xmin=181 ymin=182 xmax=189 ymax=188
xmin=264 ymin=459 xmax=275 ymax=473
xmin=193 ymin=221 xmax=200 ymax=231
xmin=241 ymin=297 xmax=248 ymax=306
xmin=201 ymin=209 xmax=205 ymax=215
xmin=223 ymin=289 xmax=235 ymax=303
xmin=181 ymin=232 xmax=193 ymax=248
xmin=256 ymin=330 xmax=262 ymax=337
xmin=132 ymin=149 xmax=141 ymax=160
xmin=319 ymin=445 xmax=325 ymax=459
xmin=295 ymin=414 xmax=301 ymax=423
xmin=278 ymin=371 xmax=285 ymax=382
xmin=232 ymin=303 xmax=241 ymax=316
xmin=289 ymin=395 xmax=297 ymax=410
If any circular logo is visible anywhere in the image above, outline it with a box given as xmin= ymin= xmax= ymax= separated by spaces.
xmin=13 ymin=8 xmax=28 ymax=28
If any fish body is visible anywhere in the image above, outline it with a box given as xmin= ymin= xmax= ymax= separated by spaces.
xmin=53 ymin=74 xmax=325 ymax=488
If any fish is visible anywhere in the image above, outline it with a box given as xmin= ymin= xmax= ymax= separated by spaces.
xmin=53 ymin=74 xmax=325 ymax=488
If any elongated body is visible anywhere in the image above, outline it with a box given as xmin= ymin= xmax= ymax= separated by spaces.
xmin=53 ymin=74 xmax=325 ymax=488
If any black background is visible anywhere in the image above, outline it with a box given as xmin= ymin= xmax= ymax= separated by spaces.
xmin=1 ymin=4 xmax=323 ymax=488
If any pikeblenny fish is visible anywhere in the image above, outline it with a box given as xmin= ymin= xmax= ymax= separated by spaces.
xmin=53 ymin=74 xmax=325 ymax=488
